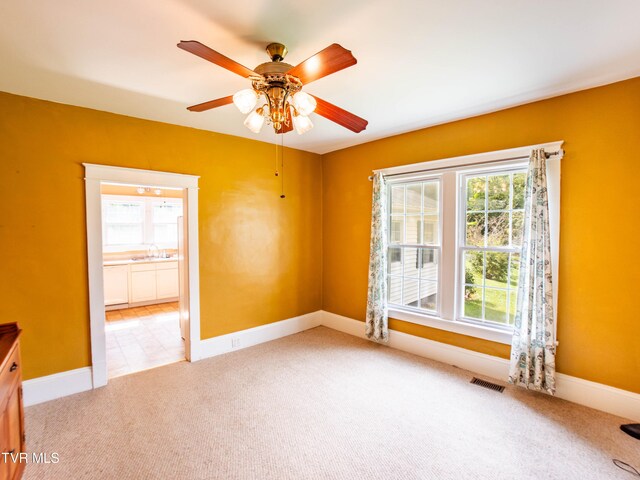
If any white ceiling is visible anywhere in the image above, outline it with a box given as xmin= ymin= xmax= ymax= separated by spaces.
xmin=1 ymin=0 xmax=639 ymax=154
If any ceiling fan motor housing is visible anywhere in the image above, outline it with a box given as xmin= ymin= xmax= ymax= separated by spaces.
xmin=266 ymin=42 xmax=288 ymax=62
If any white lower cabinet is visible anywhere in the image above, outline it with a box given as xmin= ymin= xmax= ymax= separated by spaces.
xmin=156 ymin=264 xmax=179 ymax=299
xmin=104 ymin=265 xmax=129 ymax=305
xmin=105 ymin=260 xmax=179 ymax=306
xmin=130 ymin=269 xmax=158 ymax=303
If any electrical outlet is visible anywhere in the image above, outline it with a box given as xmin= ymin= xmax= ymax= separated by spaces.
xmin=231 ymin=337 xmax=240 ymax=348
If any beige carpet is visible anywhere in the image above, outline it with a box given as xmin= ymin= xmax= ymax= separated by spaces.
xmin=24 ymin=326 xmax=638 ymax=479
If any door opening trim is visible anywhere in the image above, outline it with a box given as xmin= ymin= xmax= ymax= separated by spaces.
xmin=83 ymin=164 xmax=201 ymax=388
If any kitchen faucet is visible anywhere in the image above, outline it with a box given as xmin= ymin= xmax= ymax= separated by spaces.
xmin=147 ymin=244 xmax=160 ymax=259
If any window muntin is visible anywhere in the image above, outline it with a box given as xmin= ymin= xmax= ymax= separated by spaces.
xmin=460 ymin=169 xmax=526 ymax=328
xmin=102 ymin=195 xmax=183 ymax=250
xmin=103 ymin=200 xmax=144 ymax=246
xmin=152 ymin=202 xmax=182 ymax=245
xmin=387 ymin=179 xmax=441 ymax=314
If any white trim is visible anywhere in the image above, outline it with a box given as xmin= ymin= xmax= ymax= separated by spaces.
xmin=374 ymin=141 xmax=564 ymax=177
xmin=388 ymin=308 xmax=512 ymax=344
xmin=83 ymin=163 xmax=201 ymax=385
xmin=21 ymin=311 xmax=640 ymax=421
xmin=554 ymin=373 xmax=640 ymax=423
xmin=84 ymin=163 xmax=199 ymax=189
xmin=199 ymin=311 xmax=322 ymax=359
xmin=22 ymin=367 xmax=93 ymax=407
xmin=381 ymin=143 xmax=563 ymax=346
xmin=185 ymin=185 xmax=201 ymax=360
xmin=23 ymin=312 xmax=321 ymax=406
xmin=320 ymin=311 xmax=640 ymax=422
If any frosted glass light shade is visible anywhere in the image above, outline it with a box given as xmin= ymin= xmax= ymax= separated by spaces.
xmin=233 ymin=89 xmax=258 ymax=114
xmin=244 ymin=109 xmax=265 ymax=133
xmin=292 ymin=114 xmax=313 ymax=135
xmin=292 ymin=91 xmax=317 ymax=116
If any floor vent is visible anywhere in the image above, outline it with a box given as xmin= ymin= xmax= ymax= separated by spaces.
xmin=470 ymin=377 xmax=505 ymax=393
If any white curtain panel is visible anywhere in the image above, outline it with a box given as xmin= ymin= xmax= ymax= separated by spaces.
xmin=365 ymin=172 xmax=389 ymax=342
xmin=509 ymin=148 xmax=557 ymax=395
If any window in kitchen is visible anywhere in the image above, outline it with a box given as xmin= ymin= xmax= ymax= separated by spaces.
xmin=102 ymin=200 xmax=145 ymax=246
xmin=102 ymin=195 xmax=183 ymax=251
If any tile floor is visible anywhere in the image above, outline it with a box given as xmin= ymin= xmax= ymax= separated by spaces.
xmin=105 ymin=302 xmax=185 ymax=378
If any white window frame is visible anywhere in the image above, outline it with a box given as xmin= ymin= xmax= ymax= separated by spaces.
xmin=457 ymin=166 xmax=527 ymax=330
xmin=102 ymin=194 xmax=183 ymax=252
xmin=378 ymin=142 xmax=563 ymax=345
xmin=387 ymin=176 xmax=443 ymax=316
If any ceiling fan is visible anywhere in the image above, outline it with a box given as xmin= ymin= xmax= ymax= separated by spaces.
xmin=177 ymin=41 xmax=368 ymax=135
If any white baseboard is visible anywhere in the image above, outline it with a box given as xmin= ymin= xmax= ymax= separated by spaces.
xmin=22 ymin=310 xmax=640 ymax=422
xmin=320 ymin=311 xmax=640 ymax=422
xmin=23 ymin=367 xmax=93 ymax=407
xmin=22 ymin=311 xmax=322 ymax=407
xmin=554 ymin=373 xmax=640 ymax=423
xmin=198 ymin=310 xmax=323 ymax=360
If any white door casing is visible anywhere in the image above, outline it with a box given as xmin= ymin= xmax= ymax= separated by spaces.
xmin=84 ymin=164 xmax=201 ymax=388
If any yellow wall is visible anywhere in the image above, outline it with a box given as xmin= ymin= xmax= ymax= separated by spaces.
xmin=322 ymin=76 xmax=640 ymax=393
xmin=3 ymin=77 xmax=639 ymax=393
xmin=0 ymin=92 xmax=322 ymax=380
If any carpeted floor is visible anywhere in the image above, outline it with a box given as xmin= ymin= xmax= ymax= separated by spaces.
xmin=24 ymin=326 xmax=638 ymax=479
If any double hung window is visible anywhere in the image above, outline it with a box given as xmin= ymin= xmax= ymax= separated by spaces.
xmin=102 ymin=195 xmax=183 ymax=251
xmin=382 ymin=144 xmax=561 ymax=344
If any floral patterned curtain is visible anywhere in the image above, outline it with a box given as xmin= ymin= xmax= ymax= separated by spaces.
xmin=365 ymin=172 xmax=389 ymax=342
xmin=508 ymin=148 xmax=557 ymax=395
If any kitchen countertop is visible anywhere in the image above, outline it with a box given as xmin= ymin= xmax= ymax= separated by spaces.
xmin=103 ymin=257 xmax=178 ymax=266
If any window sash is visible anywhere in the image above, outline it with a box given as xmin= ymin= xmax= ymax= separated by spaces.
xmin=387 ymin=178 xmax=442 ymax=315
xmin=456 ymin=167 xmax=527 ymax=330
xmin=102 ymin=195 xmax=183 ymax=250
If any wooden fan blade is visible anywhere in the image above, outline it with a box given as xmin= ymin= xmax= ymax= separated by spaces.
xmin=187 ymin=95 xmax=234 ymax=112
xmin=287 ymin=44 xmax=356 ymax=85
xmin=311 ymin=95 xmax=368 ymax=133
xmin=178 ymin=40 xmax=257 ymax=78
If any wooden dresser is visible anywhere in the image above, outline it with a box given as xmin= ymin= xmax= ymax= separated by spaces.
xmin=0 ymin=323 xmax=24 ymax=480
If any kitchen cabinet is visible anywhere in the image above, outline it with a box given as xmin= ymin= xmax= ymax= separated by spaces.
xmin=103 ymin=265 xmax=129 ymax=306
xmin=130 ymin=268 xmax=157 ymax=303
xmin=106 ymin=260 xmax=179 ymax=306
xmin=156 ymin=262 xmax=179 ymax=299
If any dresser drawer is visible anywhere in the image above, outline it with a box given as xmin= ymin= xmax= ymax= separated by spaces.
xmin=0 ymin=344 xmax=20 ymax=408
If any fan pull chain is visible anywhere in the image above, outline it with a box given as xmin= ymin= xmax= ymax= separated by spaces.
xmin=274 ymin=137 xmax=279 ymax=177
xmin=280 ymin=133 xmax=285 ymax=199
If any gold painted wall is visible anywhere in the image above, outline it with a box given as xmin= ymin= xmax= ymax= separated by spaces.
xmin=322 ymin=77 xmax=640 ymax=393
xmin=0 ymin=92 xmax=322 ymax=380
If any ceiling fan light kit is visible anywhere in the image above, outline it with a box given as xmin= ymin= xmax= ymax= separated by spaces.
xmin=232 ymin=89 xmax=258 ymax=114
xmin=177 ymin=40 xmax=368 ymax=136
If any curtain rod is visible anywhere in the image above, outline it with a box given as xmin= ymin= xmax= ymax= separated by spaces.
xmin=368 ymin=150 xmax=562 ymax=181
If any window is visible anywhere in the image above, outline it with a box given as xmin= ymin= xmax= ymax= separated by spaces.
xmin=382 ymin=143 xmax=562 ymax=344
xmin=102 ymin=195 xmax=183 ymax=251
xmin=460 ymin=169 xmax=526 ymax=327
xmin=388 ymin=179 xmax=441 ymax=314
xmin=103 ymin=200 xmax=144 ymax=246
xmin=152 ymin=202 xmax=183 ymax=244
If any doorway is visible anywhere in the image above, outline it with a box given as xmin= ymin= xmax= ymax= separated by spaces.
xmin=84 ymin=164 xmax=201 ymax=388
xmin=101 ymin=183 xmax=185 ymax=378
